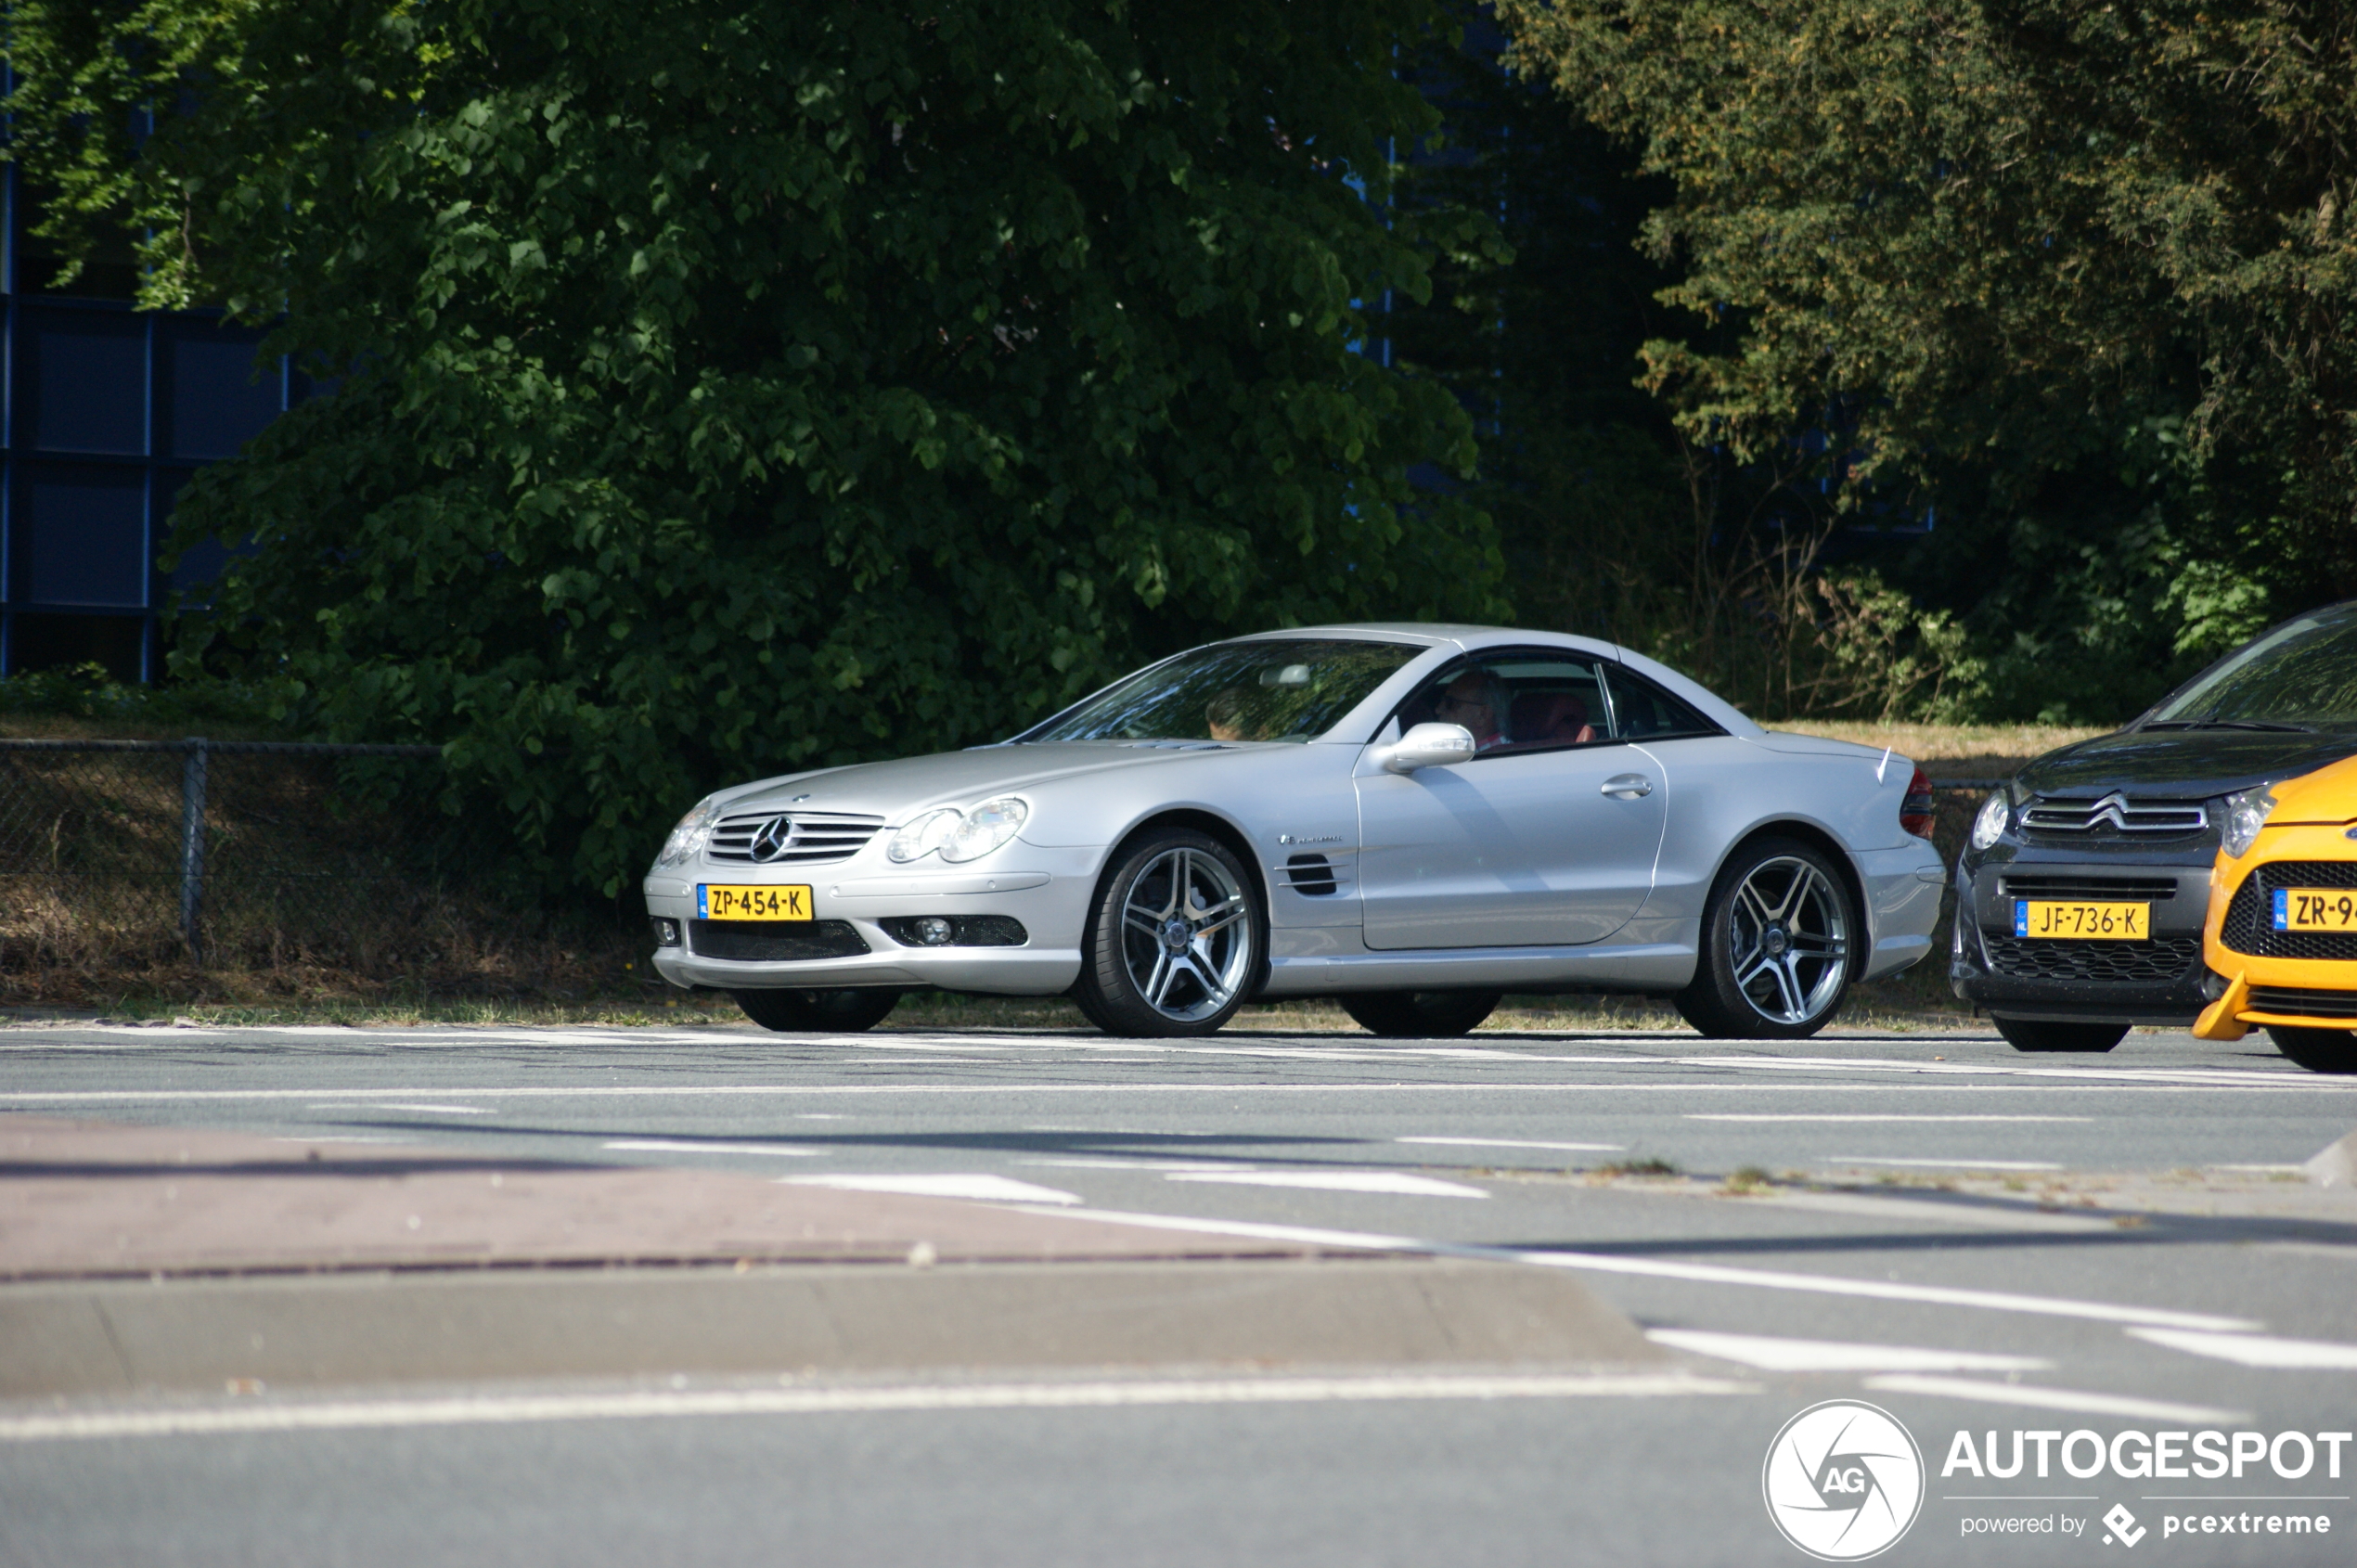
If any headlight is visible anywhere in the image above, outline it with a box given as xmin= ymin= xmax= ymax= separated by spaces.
xmin=887 ymin=808 xmax=961 ymax=864
xmin=654 ymin=795 xmax=723 ymax=868
xmin=2221 ymin=785 xmax=2276 ymax=858
xmin=1969 ymin=791 xmax=2011 ymax=852
xmin=940 ymin=796 xmax=1028 ymax=863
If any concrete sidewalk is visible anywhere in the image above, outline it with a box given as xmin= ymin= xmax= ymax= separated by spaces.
xmin=0 ymin=1114 xmax=1340 ymax=1279
xmin=0 ymin=1116 xmax=1664 ymax=1396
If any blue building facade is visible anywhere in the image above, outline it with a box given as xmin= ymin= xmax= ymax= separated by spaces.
xmin=1 ymin=168 xmax=299 ymax=681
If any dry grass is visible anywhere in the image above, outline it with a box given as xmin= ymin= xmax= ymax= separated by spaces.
xmin=1770 ymin=720 xmax=2109 ymax=780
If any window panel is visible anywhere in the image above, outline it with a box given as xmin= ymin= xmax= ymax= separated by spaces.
xmin=12 ymin=462 xmax=148 ymax=607
xmin=6 ymin=611 xmax=148 ymax=681
xmin=20 ymin=307 xmax=147 ymax=455
xmin=161 ymin=323 xmax=283 ymax=458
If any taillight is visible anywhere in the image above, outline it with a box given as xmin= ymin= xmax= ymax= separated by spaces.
xmin=1901 ymin=765 xmax=1936 ymax=839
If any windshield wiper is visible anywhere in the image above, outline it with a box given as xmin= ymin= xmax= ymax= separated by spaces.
xmin=2143 ymin=719 xmax=2317 ymax=733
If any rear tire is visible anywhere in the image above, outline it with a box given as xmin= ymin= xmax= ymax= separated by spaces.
xmin=732 ymin=988 xmax=900 ymax=1033
xmin=2267 ymin=1024 xmax=2357 ymax=1073
xmin=1990 ymin=1015 xmax=2127 ymax=1054
xmin=1676 ymin=837 xmax=1856 ymax=1040
xmin=1338 ymin=991 xmax=1502 ymax=1038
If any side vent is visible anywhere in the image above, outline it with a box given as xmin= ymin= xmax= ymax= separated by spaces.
xmin=1285 ymin=854 xmax=1338 ymax=896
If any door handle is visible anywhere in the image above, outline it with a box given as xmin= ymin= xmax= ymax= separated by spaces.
xmin=1601 ymin=774 xmax=1654 ymax=799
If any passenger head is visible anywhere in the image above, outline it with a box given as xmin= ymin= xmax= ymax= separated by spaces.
xmin=1206 ymin=688 xmax=1251 ymax=742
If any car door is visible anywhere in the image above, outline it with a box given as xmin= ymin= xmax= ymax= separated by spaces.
xmin=1353 ymin=650 xmax=1669 ymax=948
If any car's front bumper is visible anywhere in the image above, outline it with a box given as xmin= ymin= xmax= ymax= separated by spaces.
xmin=1950 ymin=850 xmax=2212 ymax=1025
xmin=643 ymin=849 xmax=1098 ymax=995
xmin=2195 ymin=824 xmax=2357 ymax=1039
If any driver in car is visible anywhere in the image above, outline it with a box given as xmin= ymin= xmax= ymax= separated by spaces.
xmin=1433 ymin=672 xmax=1510 ymax=752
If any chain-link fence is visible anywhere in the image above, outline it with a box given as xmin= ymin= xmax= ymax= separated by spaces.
xmin=0 ymin=738 xmax=476 ymax=977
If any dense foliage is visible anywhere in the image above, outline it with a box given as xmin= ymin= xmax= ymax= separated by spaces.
xmin=8 ymin=0 xmax=1502 ymax=893
xmin=1498 ymin=0 xmax=2357 ymax=720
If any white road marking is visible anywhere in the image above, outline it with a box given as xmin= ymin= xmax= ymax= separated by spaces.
xmin=780 ymin=1174 xmax=1082 ymax=1205
xmin=306 ymin=1103 xmax=488 ymax=1116
xmin=602 ymin=1139 xmax=822 ymax=1158
xmin=1861 ymin=1374 xmax=2247 ymax=1425
xmin=1396 ymin=1136 xmax=1624 ymax=1151
xmin=8 ymin=1080 xmax=2348 ymax=1104
xmin=2125 ymin=1327 xmax=2357 ymax=1369
xmin=270 ymin=1136 xmax=409 ymax=1145
xmin=1645 ymin=1330 xmax=2052 ymax=1373
xmin=1688 ymin=1114 xmax=2089 ymax=1124
xmin=1822 ymin=1156 xmax=2064 ymax=1172
xmin=1014 ymin=1207 xmax=2262 ymax=1331
xmin=0 ymin=1371 xmax=1753 ymax=1444
xmin=2209 ymin=1163 xmax=2310 ymax=1174
xmin=1017 ymin=1159 xmax=1245 ymax=1172
xmin=1163 ymin=1170 xmax=1489 ymax=1199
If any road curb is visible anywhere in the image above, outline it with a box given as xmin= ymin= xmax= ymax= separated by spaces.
xmin=2 ymin=1258 xmax=1667 ymax=1398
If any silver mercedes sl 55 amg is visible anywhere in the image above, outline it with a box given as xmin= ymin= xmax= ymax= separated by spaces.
xmin=645 ymin=624 xmax=1947 ymax=1037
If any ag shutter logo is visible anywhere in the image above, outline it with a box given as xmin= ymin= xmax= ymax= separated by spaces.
xmin=1763 ymin=1400 xmax=1926 ymax=1561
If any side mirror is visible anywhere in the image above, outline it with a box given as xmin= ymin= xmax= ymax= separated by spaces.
xmin=1377 ymin=722 xmax=1477 ymax=775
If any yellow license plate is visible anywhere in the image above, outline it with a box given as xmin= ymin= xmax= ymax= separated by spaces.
xmin=698 ymin=884 xmax=813 ymax=921
xmin=2273 ymin=888 xmax=2357 ymax=932
xmin=2013 ymin=900 xmax=2149 ymax=940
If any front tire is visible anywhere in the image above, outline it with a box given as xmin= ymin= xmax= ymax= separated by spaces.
xmin=1991 ymin=1015 xmax=2127 ymax=1054
xmin=732 ymin=988 xmax=900 ymax=1033
xmin=1339 ymin=992 xmax=1502 ymax=1038
xmin=1075 ymin=829 xmax=1263 ymax=1037
xmin=2268 ymin=1024 xmax=2357 ymax=1073
xmin=1676 ymin=837 xmax=1856 ymax=1040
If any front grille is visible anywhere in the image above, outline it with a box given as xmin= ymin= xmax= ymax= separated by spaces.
xmin=2248 ymin=985 xmax=2357 ymax=1020
xmin=1285 ymin=854 xmax=1338 ymax=896
xmin=706 ymin=812 xmax=884 ymax=866
xmin=2019 ymin=794 xmax=2208 ymax=839
xmin=2000 ymin=875 xmax=2181 ymax=902
xmin=2220 ymin=861 xmax=2357 ymax=958
xmin=1980 ymin=932 xmax=2200 ymax=983
xmin=688 ymin=919 xmax=870 ymax=962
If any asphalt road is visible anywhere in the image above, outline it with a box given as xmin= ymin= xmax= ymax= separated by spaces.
xmin=5 ymin=1018 xmax=2356 ymax=1566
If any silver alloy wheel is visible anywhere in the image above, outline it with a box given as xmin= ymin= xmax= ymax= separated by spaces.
xmin=1728 ymin=855 xmax=1849 ymax=1026
xmin=1117 ymin=845 xmax=1255 ymax=1022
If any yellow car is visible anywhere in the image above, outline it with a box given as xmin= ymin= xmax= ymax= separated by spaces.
xmin=2194 ymin=753 xmax=2357 ymax=1072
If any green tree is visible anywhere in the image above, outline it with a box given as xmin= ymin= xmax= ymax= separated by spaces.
xmin=1499 ymin=0 xmax=2357 ymax=719
xmin=8 ymin=0 xmax=1502 ymax=893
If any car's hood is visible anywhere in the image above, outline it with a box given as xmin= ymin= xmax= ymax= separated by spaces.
xmin=2017 ymin=727 xmax=2357 ymax=800
xmin=720 ymin=741 xmax=1283 ymax=821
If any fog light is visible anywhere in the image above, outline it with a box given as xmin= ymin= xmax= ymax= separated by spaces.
xmin=911 ymin=916 xmax=956 ymax=945
xmin=650 ymin=917 xmax=682 ymax=947
xmin=2200 ymin=967 xmax=2231 ymax=1002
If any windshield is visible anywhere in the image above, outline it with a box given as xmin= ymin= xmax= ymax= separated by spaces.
xmin=2147 ymin=605 xmax=2357 ymax=729
xmin=1022 ymin=638 xmax=1423 ymax=743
